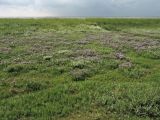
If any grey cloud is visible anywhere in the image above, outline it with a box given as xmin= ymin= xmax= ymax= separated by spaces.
xmin=0 ymin=0 xmax=34 ymax=6
xmin=0 ymin=0 xmax=160 ymax=17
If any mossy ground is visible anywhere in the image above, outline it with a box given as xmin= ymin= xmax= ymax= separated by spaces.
xmin=0 ymin=18 xmax=160 ymax=120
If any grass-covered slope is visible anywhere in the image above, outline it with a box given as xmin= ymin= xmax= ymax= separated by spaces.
xmin=0 ymin=18 xmax=160 ymax=120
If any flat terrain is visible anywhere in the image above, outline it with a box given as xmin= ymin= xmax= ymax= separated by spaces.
xmin=0 ymin=18 xmax=160 ymax=120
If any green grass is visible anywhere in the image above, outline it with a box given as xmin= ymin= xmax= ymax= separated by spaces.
xmin=0 ymin=18 xmax=160 ymax=120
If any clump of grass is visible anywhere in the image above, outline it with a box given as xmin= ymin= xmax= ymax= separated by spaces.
xmin=150 ymin=50 xmax=160 ymax=59
xmin=54 ymin=58 xmax=70 ymax=66
xmin=119 ymin=62 xmax=132 ymax=69
xmin=99 ymin=60 xmax=119 ymax=70
xmin=6 ymin=65 xmax=24 ymax=73
xmin=106 ymin=61 xmax=119 ymax=70
xmin=120 ymin=66 xmax=149 ymax=79
xmin=53 ymin=66 xmax=67 ymax=75
xmin=57 ymin=50 xmax=71 ymax=54
xmin=70 ymin=49 xmax=98 ymax=60
xmin=25 ymin=81 xmax=47 ymax=92
xmin=71 ymin=60 xmax=88 ymax=69
xmin=131 ymin=98 xmax=160 ymax=118
xmin=9 ymin=88 xmax=24 ymax=95
xmin=142 ymin=50 xmax=160 ymax=59
xmin=43 ymin=56 xmax=52 ymax=60
xmin=5 ymin=64 xmax=37 ymax=74
xmin=70 ymin=69 xmax=91 ymax=81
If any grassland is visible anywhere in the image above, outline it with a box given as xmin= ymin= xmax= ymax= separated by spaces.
xmin=0 ymin=18 xmax=160 ymax=120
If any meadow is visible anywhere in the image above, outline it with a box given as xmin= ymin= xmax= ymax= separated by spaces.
xmin=0 ymin=18 xmax=160 ymax=120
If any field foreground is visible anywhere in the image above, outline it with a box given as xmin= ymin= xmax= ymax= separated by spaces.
xmin=0 ymin=18 xmax=160 ymax=120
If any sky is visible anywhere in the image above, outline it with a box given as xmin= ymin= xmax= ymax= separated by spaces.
xmin=0 ymin=0 xmax=160 ymax=17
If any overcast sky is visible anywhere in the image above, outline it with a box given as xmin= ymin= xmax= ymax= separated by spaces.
xmin=0 ymin=0 xmax=160 ymax=17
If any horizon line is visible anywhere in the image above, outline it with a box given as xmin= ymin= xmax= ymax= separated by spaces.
xmin=0 ymin=16 xmax=160 ymax=19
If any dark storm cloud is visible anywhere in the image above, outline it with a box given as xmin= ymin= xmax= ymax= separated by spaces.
xmin=0 ymin=0 xmax=160 ymax=17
